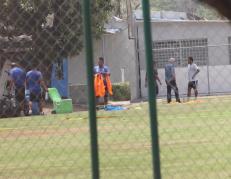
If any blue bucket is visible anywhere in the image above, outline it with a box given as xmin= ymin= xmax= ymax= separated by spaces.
xmin=32 ymin=102 xmax=40 ymax=115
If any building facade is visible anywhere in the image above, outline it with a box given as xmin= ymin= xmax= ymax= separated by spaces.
xmin=135 ymin=20 xmax=231 ymax=98
xmin=67 ymin=12 xmax=231 ymax=103
xmin=68 ymin=21 xmax=138 ymax=104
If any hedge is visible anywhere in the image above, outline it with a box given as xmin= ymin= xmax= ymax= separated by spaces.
xmin=111 ymin=82 xmax=131 ymax=101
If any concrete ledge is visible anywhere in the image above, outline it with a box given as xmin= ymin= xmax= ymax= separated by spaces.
xmin=69 ymin=84 xmax=88 ymax=104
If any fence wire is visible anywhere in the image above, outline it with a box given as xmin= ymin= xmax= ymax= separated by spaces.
xmin=0 ymin=0 xmax=231 ymax=179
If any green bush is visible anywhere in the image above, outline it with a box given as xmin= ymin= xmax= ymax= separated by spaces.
xmin=111 ymin=82 xmax=131 ymax=101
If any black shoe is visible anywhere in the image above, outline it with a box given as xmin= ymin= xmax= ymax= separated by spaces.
xmin=177 ymin=100 xmax=181 ymax=103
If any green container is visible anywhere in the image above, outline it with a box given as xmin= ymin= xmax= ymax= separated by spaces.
xmin=48 ymin=88 xmax=73 ymax=114
xmin=48 ymin=88 xmax=62 ymax=102
xmin=54 ymin=99 xmax=73 ymax=114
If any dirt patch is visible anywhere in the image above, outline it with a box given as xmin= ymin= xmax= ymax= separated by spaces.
xmin=0 ymin=122 xmax=146 ymax=140
xmin=100 ymin=141 xmax=151 ymax=151
xmin=42 ymin=103 xmax=88 ymax=115
xmin=0 ymin=127 xmax=89 ymax=139
xmin=0 ymin=125 xmax=114 ymax=139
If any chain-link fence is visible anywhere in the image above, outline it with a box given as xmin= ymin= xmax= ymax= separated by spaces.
xmin=140 ymin=44 xmax=231 ymax=99
xmin=1 ymin=0 xmax=231 ymax=179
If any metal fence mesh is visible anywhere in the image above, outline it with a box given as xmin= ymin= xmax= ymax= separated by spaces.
xmin=0 ymin=0 xmax=231 ymax=179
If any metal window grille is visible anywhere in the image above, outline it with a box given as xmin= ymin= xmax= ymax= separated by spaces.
xmin=153 ymin=38 xmax=208 ymax=68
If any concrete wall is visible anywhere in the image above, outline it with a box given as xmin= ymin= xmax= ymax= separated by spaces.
xmin=68 ymin=21 xmax=231 ymax=103
xmin=69 ymin=84 xmax=88 ymax=104
xmin=141 ymin=65 xmax=231 ymax=98
xmin=136 ymin=21 xmax=231 ymax=99
xmin=137 ymin=21 xmax=231 ymax=69
xmin=68 ymin=29 xmax=138 ymax=104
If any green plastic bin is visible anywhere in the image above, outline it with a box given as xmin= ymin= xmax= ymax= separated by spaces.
xmin=48 ymin=88 xmax=73 ymax=114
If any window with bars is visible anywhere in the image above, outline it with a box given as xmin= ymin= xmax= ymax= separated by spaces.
xmin=152 ymin=38 xmax=208 ymax=68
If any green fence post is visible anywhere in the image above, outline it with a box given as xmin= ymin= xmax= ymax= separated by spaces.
xmin=141 ymin=0 xmax=162 ymax=179
xmin=82 ymin=0 xmax=100 ymax=179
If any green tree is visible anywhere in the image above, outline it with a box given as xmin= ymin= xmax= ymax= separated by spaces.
xmin=0 ymin=0 xmax=113 ymax=63
xmin=149 ymin=0 xmax=222 ymax=19
xmin=196 ymin=3 xmax=223 ymax=20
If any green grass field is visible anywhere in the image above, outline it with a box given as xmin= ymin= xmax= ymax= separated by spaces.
xmin=1 ymin=96 xmax=231 ymax=179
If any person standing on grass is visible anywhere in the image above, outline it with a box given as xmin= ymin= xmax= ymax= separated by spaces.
xmin=165 ymin=58 xmax=181 ymax=103
xmin=187 ymin=56 xmax=200 ymax=100
xmin=26 ymin=61 xmax=48 ymax=115
xmin=145 ymin=61 xmax=162 ymax=95
xmin=9 ymin=62 xmax=26 ymax=113
xmin=94 ymin=57 xmax=111 ymax=105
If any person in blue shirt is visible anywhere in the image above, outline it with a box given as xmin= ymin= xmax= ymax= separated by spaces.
xmin=165 ymin=58 xmax=181 ymax=103
xmin=9 ymin=62 xmax=26 ymax=111
xmin=94 ymin=57 xmax=110 ymax=75
xmin=94 ymin=57 xmax=110 ymax=105
xmin=26 ymin=62 xmax=47 ymax=114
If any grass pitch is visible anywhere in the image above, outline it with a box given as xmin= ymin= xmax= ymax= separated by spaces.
xmin=0 ymin=96 xmax=231 ymax=178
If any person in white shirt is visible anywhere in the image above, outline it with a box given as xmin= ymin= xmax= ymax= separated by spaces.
xmin=187 ymin=57 xmax=200 ymax=100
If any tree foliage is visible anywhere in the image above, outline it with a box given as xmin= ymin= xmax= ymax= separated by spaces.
xmin=0 ymin=0 xmax=113 ymax=62
xmin=112 ymin=0 xmax=222 ymax=20
xmin=150 ymin=0 xmax=223 ymax=20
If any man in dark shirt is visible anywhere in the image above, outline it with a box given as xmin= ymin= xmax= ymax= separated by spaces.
xmin=145 ymin=61 xmax=162 ymax=95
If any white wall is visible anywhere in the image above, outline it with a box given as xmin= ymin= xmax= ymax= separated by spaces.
xmin=141 ymin=65 xmax=231 ymax=99
xmin=68 ymin=21 xmax=231 ymax=102
xmin=68 ymin=29 xmax=138 ymax=101
xmin=68 ymin=40 xmax=102 ymax=85
xmin=136 ymin=21 xmax=231 ymax=69
xmin=136 ymin=21 xmax=231 ymax=99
